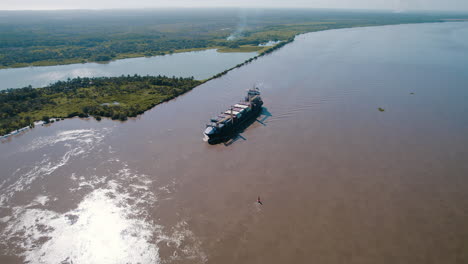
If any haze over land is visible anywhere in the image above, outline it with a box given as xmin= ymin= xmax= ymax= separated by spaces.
xmin=2 ymin=0 xmax=468 ymax=11
xmin=1 ymin=0 xmax=468 ymax=263
xmin=2 ymin=21 xmax=468 ymax=263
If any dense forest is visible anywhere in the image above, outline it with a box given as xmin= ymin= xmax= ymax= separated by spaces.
xmin=0 ymin=9 xmax=462 ymax=67
xmin=0 ymin=75 xmax=201 ymax=136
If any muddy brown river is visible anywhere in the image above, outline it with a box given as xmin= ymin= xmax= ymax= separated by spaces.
xmin=1 ymin=22 xmax=468 ymax=264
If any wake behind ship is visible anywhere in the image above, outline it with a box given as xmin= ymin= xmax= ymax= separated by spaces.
xmin=204 ymin=87 xmax=263 ymax=144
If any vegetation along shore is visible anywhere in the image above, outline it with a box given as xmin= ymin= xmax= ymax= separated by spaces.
xmin=0 ymin=9 xmax=460 ymax=69
xmin=2 ymin=9 xmax=467 ymax=136
xmin=0 ymin=75 xmax=201 ymax=136
xmin=0 ymin=37 xmax=292 ymax=137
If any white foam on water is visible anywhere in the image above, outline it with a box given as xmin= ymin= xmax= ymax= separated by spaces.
xmin=1 ymin=126 xmax=207 ymax=263
xmin=22 ymin=128 xmax=110 ymax=153
xmin=33 ymin=195 xmax=49 ymax=206
xmin=2 ymin=167 xmax=160 ymax=264
xmin=0 ymin=150 xmax=72 ymax=206
xmin=5 ymin=188 xmax=159 ymax=264
xmin=0 ymin=216 xmax=11 ymax=223
xmin=1 ymin=165 xmax=207 ymax=264
xmin=158 ymin=220 xmax=208 ymax=263
xmin=69 ymin=173 xmax=109 ymax=192
xmin=0 ymin=128 xmax=111 ymax=206
xmin=108 ymin=145 xmax=116 ymax=154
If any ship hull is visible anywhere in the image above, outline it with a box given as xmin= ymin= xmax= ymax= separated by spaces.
xmin=205 ymin=105 xmax=262 ymax=144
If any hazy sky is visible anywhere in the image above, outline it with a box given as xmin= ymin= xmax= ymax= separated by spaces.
xmin=1 ymin=0 xmax=468 ymax=12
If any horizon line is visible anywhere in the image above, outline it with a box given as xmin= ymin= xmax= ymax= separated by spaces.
xmin=1 ymin=7 xmax=468 ymax=13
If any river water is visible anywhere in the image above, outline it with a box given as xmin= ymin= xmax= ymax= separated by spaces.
xmin=1 ymin=22 xmax=468 ymax=264
xmin=0 ymin=49 xmax=257 ymax=90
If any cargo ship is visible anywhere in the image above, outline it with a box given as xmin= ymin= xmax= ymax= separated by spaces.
xmin=204 ymin=87 xmax=263 ymax=144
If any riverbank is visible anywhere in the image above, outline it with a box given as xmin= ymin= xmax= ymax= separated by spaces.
xmin=0 ymin=43 xmax=295 ymax=70
xmin=2 ymin=20 xmax=466 ymax=137
xmin=207 ymin=38 xmax=294 ymax=81
xmin=0 ymin=49 xmax=257 ymax=91
xmin=0 ymin=76 xmax=201 ymax=136
xmin=0 ymin=47 xmax=252 ymax=70
xmin=0 ymin=18 xmax=453 ymax=137
xmin=2 ymin=9 xmax=459 ymax=69
xmin=0 ymin=20 xmax=450 ymax=70
xmin=0 ymin=21 xmax=433 ymax=70
xmin=0 ymin=37 xmax=295 ymax=137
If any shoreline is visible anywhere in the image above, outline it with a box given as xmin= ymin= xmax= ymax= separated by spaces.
xmin=0 ymin=39 xmax=291 ymax=139
xmin=0 ymin=20 xmax=462 ymax=139
xmin=0 ymin=46 xmax=268 ymax=70
xmin=0 ymin=20 xmax=456 ymax=70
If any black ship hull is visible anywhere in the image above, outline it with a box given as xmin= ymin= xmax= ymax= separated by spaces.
xmin=204 ymin=104 xmax=263 ymax=144
xmin=204 ymin=87 xmax=263 ymax=144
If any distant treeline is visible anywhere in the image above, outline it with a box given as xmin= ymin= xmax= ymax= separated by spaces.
xmin=0 ymin=9 xmax=457 ymax=67
xmin=0 ymin=75 xmax=201 ymax=136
